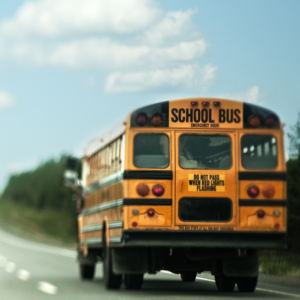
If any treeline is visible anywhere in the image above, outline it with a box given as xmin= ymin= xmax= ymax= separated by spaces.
xmin=286 ymin=157 xmax=300 ymax=253
xmin=1 ymin=155 xmax=76 ymax=215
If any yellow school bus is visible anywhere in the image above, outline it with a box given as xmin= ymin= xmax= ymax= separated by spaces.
xmin=77 ymin=98 xmax=286 ymax=292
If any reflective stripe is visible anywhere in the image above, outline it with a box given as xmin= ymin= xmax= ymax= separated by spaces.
xmin=82 ymin=199 xmax=124 ymax=216
xmin=109 ymin=221 xmax=123 ymax=229
xmin=82 ymin=171 xmax=124 ymax=196
xmin=81 ymin=238 xmax=102 ymax=245
xmin=81 ymin=224 xmax=103 ymax=233
xmin=110 ymin=237 xmax=122 ymax=243
xmin=81 ymin=221 xmax=123 ymax=233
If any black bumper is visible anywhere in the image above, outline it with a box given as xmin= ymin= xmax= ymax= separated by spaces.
xmin=122 ymin=230 xmax=287 ymax=249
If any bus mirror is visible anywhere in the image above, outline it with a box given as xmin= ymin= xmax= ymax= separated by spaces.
xmin=64 ymin=170 xmax=78 ymax=188
xmin=66 ymin=156 xmax=79 ymax=170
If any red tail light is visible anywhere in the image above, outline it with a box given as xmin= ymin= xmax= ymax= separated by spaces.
xmin=257 ymin=210 xmax=265 ymax=218
xmin=262 ymin=184 xmax=275 ymax=198
xmin=137 ymin=184 xmax=149 ymax=197
xmin=247 ymin=185 xmax=260 ymax=198
xmin=248 ymin=115 xmax=261 ymax=127
xmin=152 ymin=184 xmax=164 ymax=196
xmin=191 ymin=101 xmax=198 ymax=106
xmin=202 ymin=101 xmax=209 ymax=107
xmin=151 ymin=113 xmax=163 ymax=126
xmin=136 ymin=113 xmax=148 ymax=126
xmin=147 ymin=209 xmax=155 ymax=217
xmin=131 ymin=221 xmax=138 ymax=228
xmin=264 ymin=115 xmax=277 ymax=128
xmin=274 ymin=223 xmax=280 ymax=229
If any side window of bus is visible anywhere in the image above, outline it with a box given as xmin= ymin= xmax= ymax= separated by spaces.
xmin=179 ymin=135 xmax=232 ymax=169
xmin=241 ymin=135 xmax=277 ymax=169
xmin=133 ymin=134 xmax=169 ymax=168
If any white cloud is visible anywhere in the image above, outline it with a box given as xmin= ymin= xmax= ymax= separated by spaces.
xmin=0 ymin=0 xmax=161 ymax=39
xmin=105 ymin=64 xmax=217 ymax=93
xmin=0 ymin=91 xmax=14 ymax=109
xmin=0 ymin=0 xmax=215 ymax=93
xmin=218 ymin=86 xmax=262 ymax=104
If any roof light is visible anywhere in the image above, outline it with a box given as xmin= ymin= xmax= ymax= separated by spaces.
xmin=248 ymin=115 xmax=261 ymax=127
xmin=262 ymin=184 xmax=275 ymax=198
xmin=136 ymin=113 xmax=148 ymax=126
xmin=152 ymin=184 xmax=164 ymax=197
xmin=202 ymin=101 xmax=209 ymax=107
xmin=257 ymin=210 xmax=265 ymax=218
xmin=213 ymin=101 xmax=220 ymax=107
xmin=191 ymin=101 xmax=198 ymax=106
xmin=247 ymin=185 xmax=260 ymax=198
xmin=147 ymin=209 xmax=155 ymax=217
xmin=264 ymin=115 xmax=277 ymax=128
xmin=151 ymin=113 xmax=163 ymax=126
xmin=137 ymin=184 xmax=149 ymax=197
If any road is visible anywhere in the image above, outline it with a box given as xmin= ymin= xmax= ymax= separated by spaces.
xmin=0 ymin=228 xmax=299 ymax=300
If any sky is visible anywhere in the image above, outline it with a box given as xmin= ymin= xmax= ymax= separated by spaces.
xmin=0 ymin=0 xmax=299 ymax=190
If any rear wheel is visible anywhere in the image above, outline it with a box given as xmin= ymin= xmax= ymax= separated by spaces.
xmin=102 ymin=230 xmax=122 ymax=289
xmin=180 ymin=272 xmax=197 ymax=282
xmin=236 ymin=276 xmax=258 ymax=292
xmin=79 ymin=263 xmax=95 ymax=280
xmin=124 ymin=274 xmax=144 ymax=289
xmin=215 ymin=274 xmax=236 ymax=292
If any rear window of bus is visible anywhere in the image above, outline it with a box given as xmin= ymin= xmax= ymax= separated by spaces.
xmin=133 ymin=134 xmax=169 ymax=168
xmin=179 ymin=135 xmax=232 ymax=169
xmin=241 ymin=135 xmax=278 ymax=169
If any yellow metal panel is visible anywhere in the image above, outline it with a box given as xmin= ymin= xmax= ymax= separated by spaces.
xmin=240 ymin=207 xmax=285 ymax=231
xmin=128 ymin=206 xmax=172 ymax=228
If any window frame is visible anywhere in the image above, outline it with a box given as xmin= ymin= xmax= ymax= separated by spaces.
xmin=178 ymin=133 xmax=233 ymax=170
xmin=133 ymin=133 xmax=170 ymax=169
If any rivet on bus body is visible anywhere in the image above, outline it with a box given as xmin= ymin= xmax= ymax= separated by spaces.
xmin=274 ymin=223 xmax=280 ymax=230
xmin=131 ymin=222 xmax=138 ymax=228
xmin=132 ymin=208 xmax=139 ymax=216
xmin=273 ymin=210 xmax=280 ymax=217
xmin=120 ymin=207 xmax=124 ymax=213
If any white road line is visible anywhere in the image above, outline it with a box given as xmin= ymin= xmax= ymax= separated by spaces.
xmin=17 ymin=269 xmax=30 ymax=281
xmin=162 ymin=271 xmax=300 ymax=298
xmin=256 ymin=287 xmax=300 ymax=298
xmin=0 ymin=230 xmax=75 ymax=258
xmin=37 ymin=281 xmax=57 ymax=295
xmin=0 ymin=256 xmax=7 ymax=267
xmin=5 ymin=262 xmax=16 ymax=273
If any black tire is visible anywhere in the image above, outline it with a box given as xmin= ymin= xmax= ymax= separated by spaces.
xmin=180 ymin=272 xmax=197 ymax=282
xmin=124 ymin=274 xmax=144 ymax=289
xmin=215 ymin=274 xmax=236 ymax=292
xmin=236 ymin=276 xmax=258 ymax=292
xmin=79 ymin=263 xmax=95 ymax=280
xmin=102 ymin=230 xmax=122 ymax=289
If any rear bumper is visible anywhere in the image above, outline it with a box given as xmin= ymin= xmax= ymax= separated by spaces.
xmin=122 ymin=230 xmax=287 ymax=249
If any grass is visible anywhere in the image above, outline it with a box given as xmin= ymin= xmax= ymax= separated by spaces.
xmin=0 ymin=200 xmax=77 ymax=249
xmin=259 ymin=251 xmax=300 ymax=278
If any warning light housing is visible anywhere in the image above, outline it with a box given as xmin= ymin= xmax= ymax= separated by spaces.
xmin=136 ymin=113 xmax=148 ymax=126
xmin=151 ymin=113 xmax=163 ymax=126
xmin=152 ymin=184 xmax=164 ymax=197
xmin=248 ymin=115 xmax=261 ymax=128
xmin=247 ymin=185 xmax=260 ymax=198
xmin=137 ymin=184 xmax=150 ymax=197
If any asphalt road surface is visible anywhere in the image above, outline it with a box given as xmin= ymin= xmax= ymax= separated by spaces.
xmin=0 ymin=228 xmax=299 ymax=300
